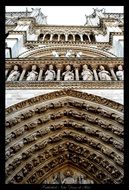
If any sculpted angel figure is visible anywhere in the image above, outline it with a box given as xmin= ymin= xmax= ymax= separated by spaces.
xmin=81 ymin=64 xmax=93 ymax=80
xmin=65 ymin=50 xmax=74 ymax=58
xmin=7 ymin=65 xmax=20 ymax=81
xmin=62 ymin=65 xmax=74 ymax=81
xmin=26 ymin=65 xmax=38 ymax=81
xmin=45 ymin=64 xmax=56 ymax=81
xmin=52 ymin=51 xmax=59 ymax=57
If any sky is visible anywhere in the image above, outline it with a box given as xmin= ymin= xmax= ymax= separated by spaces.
xmin=5 ymin=6 xmax=124 ymax=26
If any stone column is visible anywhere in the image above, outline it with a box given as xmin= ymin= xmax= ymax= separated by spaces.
xmin=38 ymin=66 xmax=44 ymax=81
xmin=88 ymin=35 xmax=91 ymax=42
xmin=109 ymin=64 xmax=117 ymax=81
xmin=91 ymin=65 xmax=99 ymax=80
xmin=80 ymin=34 xmax=83 ymax=42
xmin=5 ymin=68 xmax=9 ymax=78
xmin=43 ymin=35 xmax=45 ymax=41
xmin=19 ymin=66 xmax=26 ymax=81
xmin=56 ymin=65 xmax=62 ymax=81
xmin=73 ymin=35 xmax=75 ymax=42
xmin=74 ymin=66 xmax=80 ymax=81
xmin=65 ymin=34 xmax=68 ymax=42
xmin=58 ymin=35 xmax=60 ymax=41
xmin=50 ymin=34 xmax=53 ymax=41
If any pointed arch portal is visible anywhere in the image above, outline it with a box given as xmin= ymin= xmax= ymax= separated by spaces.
xmin=5 ymin=89 xmax=124 ymax=184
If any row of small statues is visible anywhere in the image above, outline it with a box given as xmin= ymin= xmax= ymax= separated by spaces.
xmin=6 ymin=64 xmax=124 ymax=81
xmin=43 ymin=171 xmax=94 ymax=184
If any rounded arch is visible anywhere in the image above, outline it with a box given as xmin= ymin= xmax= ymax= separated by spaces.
xmin=68 ymin=34 xmax=74 ymax=41
xmin=5 ymin=89 xmax=123 ymax=184
xmin=90 ymin=33 xmax=96 ymax=42
xmin=38 ymin=33 xmax=44 ymax=41
xmin=52 ymin=34 xmax=58 ymax=41
xmin=60 ymin=34 xmax=65 ymax=41
xmin=75 ymin=34 xmax=81 ymax=42
xmin=44 ymin=34 xmax=50 ymax=41
xmin=83 ymin=34 xmax=89 ymax=42
xmin=18 ymin=45 xmax=117 ymax=58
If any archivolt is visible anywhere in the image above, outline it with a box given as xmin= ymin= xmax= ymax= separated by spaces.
xmin=5 ymin=89 xmax=124 ymax=184
xmin=18 ymin=45 xmax=116 ymax=58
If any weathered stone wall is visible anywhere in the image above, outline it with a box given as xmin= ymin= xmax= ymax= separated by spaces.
xmin=6 ymin=89 xmax=123 ymax=108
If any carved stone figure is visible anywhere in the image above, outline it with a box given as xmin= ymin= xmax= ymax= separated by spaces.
xmin=62 ymin=65 xmax=74 ymax=80
xmin=7 ymin=65 xmax=20 ymax=81
xmin=52 ymin=173 xmax=61 ymax=184
xmin=26 ymin=65 xmax=38 ymax=81
xmin=45 ymin=64 xmax=56 ymax=81
xmin=98 ymin=65 xmax=111 ymax=80
xmin=62 ymin=171 xmax=75 ymax=184
xmin=23 ymin=134 xmax=37 ymax=144
xmin=79 ymin=175 xmax=94 ymax=184
xmin=81 ymin=64 xmax=93 ymax=80
xmin=52 ymin=51 xmax=59 ymax=57
xmin=14 ymin=173 xmax=23 ymax=183
xmin=11 ymin=141 xmax=24 ymax=153
xmin=65 ymin=49 xmax=74 ymax=58
xmin=22 ymin=149 xmax=32 ymax=159
xmin=34 ymin=140 xmax=47 ymax=151
xmin=116 ymin=65 xmax=124 ymax=80
xmin=76 ymin=52 xmax=82 ymax=58
xmin=32 ymin=158 xmax=40 ymax=167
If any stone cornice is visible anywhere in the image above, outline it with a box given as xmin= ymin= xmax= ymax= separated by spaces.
xmin=5 ymin=57 xmax=123 ymax=64
xmin=6 ymin=81 xmax=123 ymax=90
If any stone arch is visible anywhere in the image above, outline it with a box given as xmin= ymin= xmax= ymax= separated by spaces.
xmin=52 ymin=34 xmax=58 ymax=41
xmin=83 ymin=34 xmax=89 ymax=42
xmin=60 ymin=34 xmax=65 ymax=41
xmin=75 ymin=34 xmax=81 ymax=42
xmin=38 ymin=33 xmax=44 ymax=41
xmin=44 ymin=34 xmax=50 ymax=41
xmin=5 ymin=89 xmax=124 ymax=184
xmin=18 ymin=45 xmax=117 ymax=58
xmin=68 ymin=34 xmax=74 ymax=42
xmin=90 ymin=33 xmax=96 ymax=42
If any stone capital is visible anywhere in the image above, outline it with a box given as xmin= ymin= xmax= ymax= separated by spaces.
xmin=56 ymin=64 xmax=62 ymax=69
xmin=108 ymin=63 xmax=114 ymax=69
xmin=90 ymin=64 xmax=98 ymax=70
xmin=73 ymin=64 xmax=80 ymax=69
xmin=38 ymin=64 xmax=45 ymax=69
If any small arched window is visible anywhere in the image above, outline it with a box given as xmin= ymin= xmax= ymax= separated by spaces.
xmin=68 ymin=34 xmax=73 ymax=41
xmin=75 ymin=34 xmax=81 ymax=42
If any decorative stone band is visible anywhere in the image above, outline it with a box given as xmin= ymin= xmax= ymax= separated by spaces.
xmin=6 ymin=80 xmax=123 ymax=89
xmin=5 ymin=89 xmax=123 ymax=115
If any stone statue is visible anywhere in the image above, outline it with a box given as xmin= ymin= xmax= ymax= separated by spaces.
xmin=79 ymin=175 xmax=94 ymax=184
xmin=76 ymin=52 xmax=82 ymax=58
xmin=26 ymin=65 xmax=38 ymax=81
xmin=45 ymin=64 xmax=56 ymax=81
xmin=62 ymin=171 xmax=75 ymax=184
xmin=52 ymin=51 xmax=59 ymax=57
xmin=98 ymin=65 xmax=111 ymax=80
xmin=116 ymin=65 xmax=124 ymax=80
xmin=65 ymin=50 xmax=74 ymax=58
xmin=81 ymin=64 xmax=93 ymax=81
xmin=7 ymin=65 xmax=20 ymax=81
xmin=62 ymin=65 xmax=74 ymax=81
